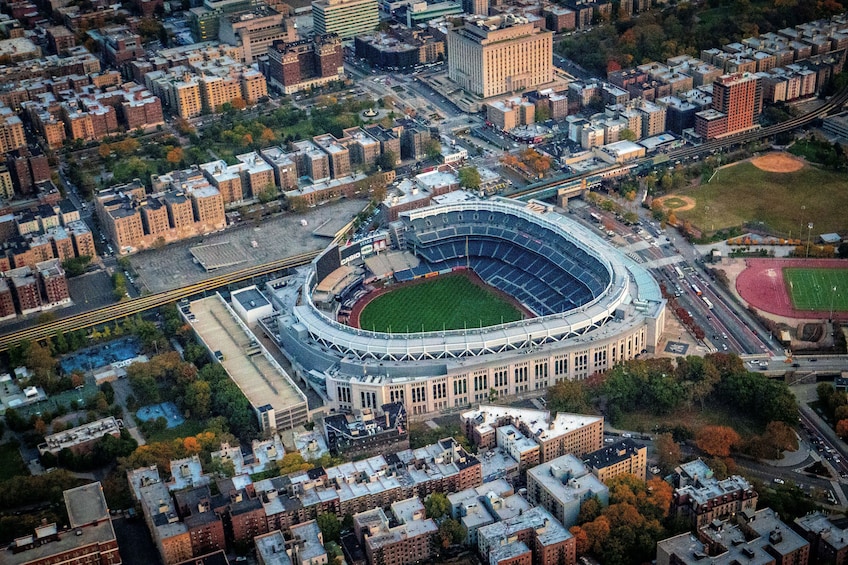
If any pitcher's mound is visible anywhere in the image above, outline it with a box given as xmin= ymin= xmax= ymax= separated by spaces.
xmin=751 ymin=152 xmax=804 ymax=173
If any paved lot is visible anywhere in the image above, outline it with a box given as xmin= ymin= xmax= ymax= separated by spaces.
xmin=0 ymin=271 xmax=115 ymax=334
xmin=131 ymin=199 xmax=367 ymax=293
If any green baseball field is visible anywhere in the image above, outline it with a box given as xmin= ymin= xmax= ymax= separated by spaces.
xmin=784 ymin=268 xmax=848 ymax=311
xmin=358 ymin=274 xmax=524 ymax=333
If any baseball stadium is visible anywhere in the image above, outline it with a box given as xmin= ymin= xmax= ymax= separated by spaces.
xmin=263 ymin=196 xmax=666 ymax=416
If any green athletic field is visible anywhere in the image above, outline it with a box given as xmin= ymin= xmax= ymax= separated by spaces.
xmin=784 ymin=268 xmax=848 ymax=311
xmin=358 ymin=274 xmax=524 ymax=333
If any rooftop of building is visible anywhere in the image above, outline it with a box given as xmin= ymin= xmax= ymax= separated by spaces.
xmin=64 ymin=482 xmax=110 ymax=528
xmin=255 ymin=530 xmax=293 ymax=565
xmin=478 ymin=506 xmax=572 ymax=548
xmin=489 ymin=539 xmax=530 ymax=563
xmin=40 ymin=416 xmax=121 ymax=453
xmin=527 ymin=453 xmax=608 ymax=503
xmin=583 ymin=438 xmax=643 ymax=469
xmin=462 ymin=405 xmax=602 ymax=442
xmin=794 ymin=512 xmax=848 ymax=550
xmin=290 ymin=520 xmax=326 ymax=561
xmin=232 ymin=286 xmax=271 ymax=311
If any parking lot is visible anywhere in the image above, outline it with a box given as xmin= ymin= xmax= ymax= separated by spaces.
xmin=131 ymin=199 xmax=367 ymax=293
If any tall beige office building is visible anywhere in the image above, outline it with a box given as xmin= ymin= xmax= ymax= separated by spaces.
xmin=312 ymin=0 xmax=378 ymax=39
xmin=448 ymin=15 xmax=552 ymax=99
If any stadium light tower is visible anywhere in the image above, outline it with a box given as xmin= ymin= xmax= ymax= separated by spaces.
xmin=805 ymin=222 xmax=814 ymax=258
xmin=830 ymin=285 xmax=838 ymax=322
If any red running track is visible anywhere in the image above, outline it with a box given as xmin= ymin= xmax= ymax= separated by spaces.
xmin=735 ymin=258 xmax=848 ymax=320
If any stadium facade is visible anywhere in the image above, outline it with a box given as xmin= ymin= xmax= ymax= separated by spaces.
xmin=263 ymin=197 xmax=665 ymax=416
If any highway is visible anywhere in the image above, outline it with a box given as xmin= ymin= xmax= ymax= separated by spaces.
xmin=0 ymin=251 xmax=319 ymax=352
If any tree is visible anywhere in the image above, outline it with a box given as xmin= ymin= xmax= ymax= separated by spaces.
xmin=166 ymin=147 xmax=184 ymax=164
xmin=619 ymin=129 xmax=637 ymax=141
xmin=458 ymin=166 xmax=481 ymax=190
xmin=26 ymin=341 xmax=56 ymax=384
xmin=317 ymin=513 xmax=341 ymax=544
xmin=424 ymin=492 xmax=450 ymax=520
xmin=582 ymin=515 xmax=611 ymax=555
xmin=277 ymin=452 xmax=312 ymax=475
xmin=578 ymin=497 xmax=602 ymax=523
xmin=655 ymin=433 xmax=681 ymax=472
xmin=837 ymin=419 xmax=848 ymax=439
xmin=98 ymin=143 xmax=112 ymax=159
xmin=423 ymin=138 xmax=442 ymax=160
xmin=696 ymin=425 xmax=740 ymax=457
xmin=535 ymin=104 xmax=551 ymax=122
xmin=377 ymin=150 xmax=397 ymax=171
xmin=62 ymin=256 xmax=91 ymax=277
xmin=438 ymin=518 xmax=466 ymax=548
xmin=185 ymin=380 xmax=212 ymax=419
xmin=547 ymin=379 xmax=591 ymax=414
xmin=570 ymin=525 xmax=590 ymax=554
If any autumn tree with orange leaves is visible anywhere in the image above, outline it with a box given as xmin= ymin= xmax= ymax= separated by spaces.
xmin=696 ymin=425 xmax=741 ymax=458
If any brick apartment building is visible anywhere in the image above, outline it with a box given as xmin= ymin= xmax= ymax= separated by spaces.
xmin=265 ymin=34 xmax=344 ymax=94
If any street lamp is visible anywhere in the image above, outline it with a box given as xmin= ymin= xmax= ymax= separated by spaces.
xmin=806 ymin=222 xmax=814 ymax=258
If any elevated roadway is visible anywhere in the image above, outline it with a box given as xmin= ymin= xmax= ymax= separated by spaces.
xmin=0 ymin=251 xmax=319 ymax=352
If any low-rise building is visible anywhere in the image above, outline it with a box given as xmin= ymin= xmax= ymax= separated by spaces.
xmin=323 ymin=402 xmax=408 ymax=458
xmin=39 ymin=416 xmax=122 ymax=455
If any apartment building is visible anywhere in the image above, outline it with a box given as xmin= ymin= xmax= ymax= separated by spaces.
xmin=4 ymin=483 xmax=121 ymax=565
xmin=96 ymin=178 xmax=226 ymax=253
xmin=265 ymin=34 xmax=344 ymax=95
xmin=219 ymin=5 xmax=297 ymax=63
xmin=486 ymin=97 xmax=536 ymax=131
xmin=260 ymin=147 xmax=299 ymax=190
xmin=671 ymin=459 xmax=758 ymax=528
xmin=582 ymin=438 xmax=647 ymax=482
xmin=526 ymin=454 xmax=609 ymax=528
xmin=353 ymin=498 xmax=438 ymax=565
xmin=6 ymin=265 xmax=42 ymax=315
xmin=463 ymin=406 xmax=604 ymax=461
xmin=312 ymin=0 xmax=379 ymax=40
xmin=658 ymin=508 xmax=809 ymax=565
xmin=39 ymin=417 xmax=122 ymax=455
xmin=477 ymin=506 xmax=576 ymax=565
xmin=794 ymin=511 xmax=848 ymax=564
xmin=448 ymin=14 xmax=552 ymax=99
xmin=0 ymin=104 xmax=27 ymax=154
xmin=37 ymin=258 xmax=70 ymax=307
xmin=312 ymin=134 xmax=351 ymax=179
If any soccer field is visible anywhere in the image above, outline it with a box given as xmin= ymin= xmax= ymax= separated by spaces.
xmin=358 ymin=274 xmax=524 ymax=333
xmin=784 ymin=268 xmax=848 ymax=312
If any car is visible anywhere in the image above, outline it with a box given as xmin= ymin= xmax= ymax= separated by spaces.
xmin=604 ymin=438 xmax=615 ymax=443
xmin=773 ymin=478 xmax=785 ymax=484
xmin=792 ymin=363 xmax=800 ymax=367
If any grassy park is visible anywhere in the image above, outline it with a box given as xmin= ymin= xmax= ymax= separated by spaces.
xmin=359 ymin=274 xmax=523 ymax=333
xmin=676 ymin=162 xmax=848 ymax=236
xmin=784 ymin=268 xmax=848 ymax=312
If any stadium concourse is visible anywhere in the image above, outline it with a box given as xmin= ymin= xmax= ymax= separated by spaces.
xmin=261 ymin=196 xmax=667 ymax=417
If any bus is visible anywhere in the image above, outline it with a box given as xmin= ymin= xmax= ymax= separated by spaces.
xmin=702 ymin=296 xmax=714 ymax=309
xmin=691 ymin=283 xmax=702 ymax=296
xmin=674 ymin=266 xmax=685 ymax=280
